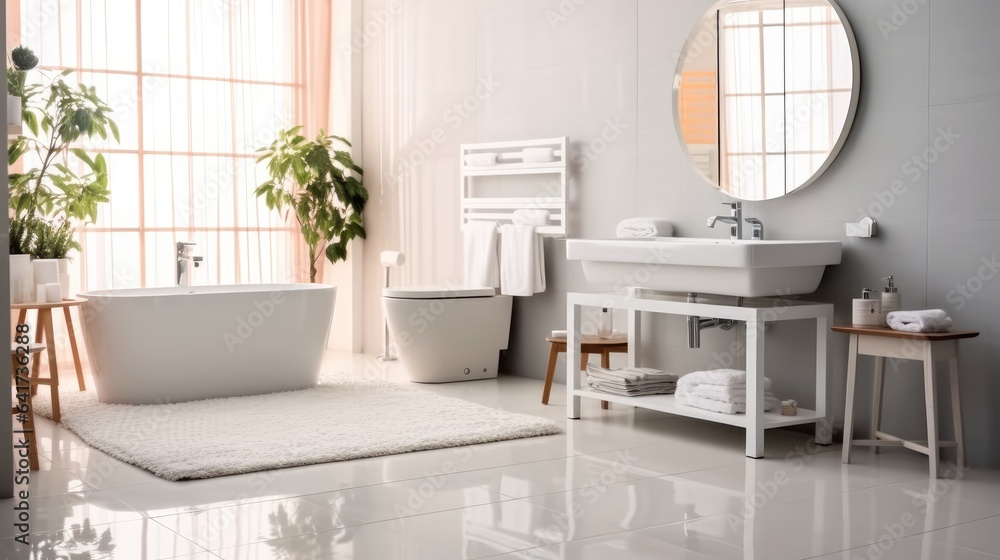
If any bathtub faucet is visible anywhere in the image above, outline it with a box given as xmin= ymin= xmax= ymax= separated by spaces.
xmin=177 ymin=241 xmax=204 ymax=286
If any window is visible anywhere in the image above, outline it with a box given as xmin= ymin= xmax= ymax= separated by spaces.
xmin=12 ymin=0 xmax=312 ymax=289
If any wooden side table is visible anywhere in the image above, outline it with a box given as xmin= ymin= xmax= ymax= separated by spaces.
xmin=11 ymin=342 xmax=46 ymax=471
xmin=833 ymin=325 xmax=979 ymax=478
xmin=11 ymin=297 xmax=89 ymax=423
xmin=543 ymin=336 xmax=628 ymax=409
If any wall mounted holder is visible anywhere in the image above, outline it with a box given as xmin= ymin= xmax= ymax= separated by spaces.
xmin=846 ymin=216 xmax=877 ymax=238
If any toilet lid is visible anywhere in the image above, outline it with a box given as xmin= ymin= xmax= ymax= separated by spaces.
xmin=383 ymin=286 xmax=497 ymax=299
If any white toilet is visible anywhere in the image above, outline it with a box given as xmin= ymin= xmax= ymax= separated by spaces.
xmin=383 ymin=286 xmax=512 ymax=383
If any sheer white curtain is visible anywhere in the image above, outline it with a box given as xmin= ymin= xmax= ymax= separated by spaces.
xmin=8 ymin=0 xmax=330 ymax=291
xmin=718 ymin=1 xmax=851 ymax=199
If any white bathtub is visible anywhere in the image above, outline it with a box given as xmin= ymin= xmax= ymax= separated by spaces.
xmin=78 ymin=284 xmax=336 ymax=404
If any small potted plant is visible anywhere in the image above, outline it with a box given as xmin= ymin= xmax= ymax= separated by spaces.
xmin=6 ymin=45 xmax=38 ymax=133
xmin=8 ymin=215 xmax=36 ymax=303
xmin=255 ymin=126 xmax=367 ymax=283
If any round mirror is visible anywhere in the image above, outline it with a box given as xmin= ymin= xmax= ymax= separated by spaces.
xmin=673 ymin=0 xmax=860 ymax=200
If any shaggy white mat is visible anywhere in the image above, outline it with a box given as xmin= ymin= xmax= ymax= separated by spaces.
xmin=32 ymin=377 xmax=561 ymax=481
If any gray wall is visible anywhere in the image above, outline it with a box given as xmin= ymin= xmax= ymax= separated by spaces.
xmin=499 ymin=0 xmax=1000 ymax=467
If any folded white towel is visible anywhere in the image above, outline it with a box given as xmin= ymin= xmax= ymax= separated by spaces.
xmin=499 ymin=224 xmax=545 ymax=296
xmin=676 ymin=369 xmax=772 ymax=390
xmin=691 ymin=385 xmax=751 ymax=401
xmin=675 ymin=391 xmax=780 ymax=414
xmin=616 ymin=218 xmax=674 ymax=238
xmin=462 ymin=221 xmax=499 ymax=288
xmin=586 ymin=365 xmax=679 ymax=384
xmin=684 ymin=386 xmax=777 ymax=405
xmin=512 ymin=209 xmax=550 ymax=227
xmin=886 ymin=309 xmax=953 ymax=333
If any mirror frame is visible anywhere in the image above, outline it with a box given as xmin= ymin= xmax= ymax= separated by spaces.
xmin=672 ymin=0 xmax=861 ymax=200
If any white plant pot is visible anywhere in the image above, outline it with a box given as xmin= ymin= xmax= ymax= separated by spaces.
xmin=9 ymin=254 xmax=33 ymax=304
xmin=33 ymin=258 xmax=60 ymax=286
xmin=56 ymin=257 xmax=71 ymax=299
xmin=7 ymin=94 xmax=22 ymax=134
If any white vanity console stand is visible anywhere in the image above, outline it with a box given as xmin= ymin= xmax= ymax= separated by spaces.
xmin=566 ymin=289 xmax=834 ymax=458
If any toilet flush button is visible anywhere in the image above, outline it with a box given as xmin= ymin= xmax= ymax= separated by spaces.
xmin=464 ymin=368 xmax=471 ymax=375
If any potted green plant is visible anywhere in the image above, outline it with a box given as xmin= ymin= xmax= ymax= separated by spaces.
xmin=255 ymin=126 xmax=368 ymax=283
xmin=8 ymin=215 xmax=36 ymax=304
xmin=8 ymin=60 xmax=117 ymax=224
xmin=31 ymin=218 xmax=81 ymax=260
xmin=6 ymin=45 xmax=38 ymax=133
xmin=6 ymin=45 xmax=118 ymax=301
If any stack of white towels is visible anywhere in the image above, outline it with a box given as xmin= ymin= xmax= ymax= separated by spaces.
xmin=675 ymin=369 xmax=780 ymax=415
xmin=586 ymin=365 xmax=679 ymax=396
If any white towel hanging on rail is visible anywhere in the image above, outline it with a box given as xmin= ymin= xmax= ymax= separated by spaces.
xmin=462 ymin=221 xmax=499 ymax=288
xmin=499 ymin=224 xmax=545 ymax=296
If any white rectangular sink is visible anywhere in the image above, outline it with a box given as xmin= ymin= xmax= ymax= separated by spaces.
xmin=566 ymin=238 xmax=842 ymax=297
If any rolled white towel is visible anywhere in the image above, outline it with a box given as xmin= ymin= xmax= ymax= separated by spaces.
xmin=616 ymin=218 xmax=673 ymax=238
xmin=886 ymin=309 xmax=953 ymax=333
xmin=676 ymin=369 xmax=772 ymax=390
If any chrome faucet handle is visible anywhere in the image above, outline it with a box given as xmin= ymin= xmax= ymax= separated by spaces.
xmin=744 ymin=217 xmax=764 ymax=240
xmin=713 ymin=202 xmax=743 ymax=239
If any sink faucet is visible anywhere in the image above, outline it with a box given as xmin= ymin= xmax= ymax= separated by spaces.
xmin=707 ymin=201 xmax=743 ymax=240
xmin=744 ymin=217 xmax=764 ymax=240
xmin=176 ymin=241 xmax=204 ymax=286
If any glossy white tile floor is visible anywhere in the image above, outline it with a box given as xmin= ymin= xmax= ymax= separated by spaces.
xmin=5 ymin=351 xmax=1000 ymax=559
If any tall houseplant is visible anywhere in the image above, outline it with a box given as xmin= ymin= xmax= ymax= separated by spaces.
xmin=255 ymin=126 xmax=367 ymax=283
xmin=6 ymin=46 xmax=118 ymax=259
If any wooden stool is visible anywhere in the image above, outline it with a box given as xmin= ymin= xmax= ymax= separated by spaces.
xmin=11 ymin=297 xmax=89 ymax=423
xmin=833 ymin=325 xmax=979 ymax=478
xmin=543 ymin=336 xmax=628 ymax=409
xmin=11 ymin=343 xmax=46 ymax=471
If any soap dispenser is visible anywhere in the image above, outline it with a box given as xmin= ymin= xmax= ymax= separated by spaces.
xmin=852 ymin=288 xmax=882 ymax=327
xmin=598 ymin=308 xmax=613 ymax=338
xmin=881 ymin=276 xmax=901 ymax=317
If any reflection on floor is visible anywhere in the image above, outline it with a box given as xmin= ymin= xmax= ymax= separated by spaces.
xmin=3 ymin=351 xmax=1000 ymax=559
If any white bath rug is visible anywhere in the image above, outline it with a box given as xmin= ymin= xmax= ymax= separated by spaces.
xmin=31 ymin=376 xmax=561 ymax=481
